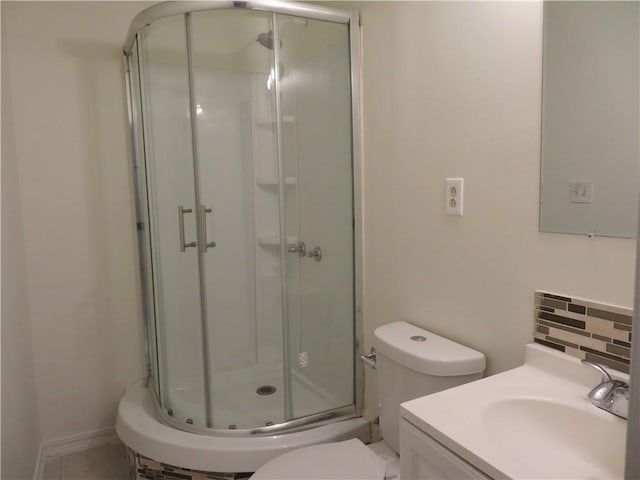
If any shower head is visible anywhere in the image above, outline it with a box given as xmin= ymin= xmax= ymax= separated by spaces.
xmin=256 ymin=19 xmax=308 ymax=50
xmin=256 ymin=31 xmax=276 ymax=50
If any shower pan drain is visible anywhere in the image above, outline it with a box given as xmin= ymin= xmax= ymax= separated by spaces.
xmin=256 ymin=385 xmax=277 ymax=396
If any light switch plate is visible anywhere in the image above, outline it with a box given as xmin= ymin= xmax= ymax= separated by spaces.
xmin=570 ymin=181 xmax=593 ymax=204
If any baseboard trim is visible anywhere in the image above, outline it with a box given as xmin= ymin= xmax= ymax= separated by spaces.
xmin=33 ymin=426 xmax=119 ymax=480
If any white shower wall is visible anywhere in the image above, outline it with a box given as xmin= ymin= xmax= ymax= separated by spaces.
xmin=145 ymin=64 xmax=281 ymax=385
xmin=194 ymin=68 xmax=259 ymax=374
xmin=250 ymin=72 xmax=286 ymax=368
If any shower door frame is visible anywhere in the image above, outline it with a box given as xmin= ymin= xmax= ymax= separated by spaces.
xmin=124 ymin=0 xmax=365 ymax=436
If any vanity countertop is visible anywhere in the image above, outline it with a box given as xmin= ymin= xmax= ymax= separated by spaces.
xmin=400 ymin=343 xmax=628 ymax=479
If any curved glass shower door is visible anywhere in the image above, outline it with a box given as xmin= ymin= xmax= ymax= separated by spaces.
xmin=136 ymin=13 xmax=209 ymax=426
xmin=275 ymin=14 xmax=355 ymax=421
xmin=189 ymin=9 xmax=287 ymax=429
xmin=128 ymin=5 xmax=355 ymax=433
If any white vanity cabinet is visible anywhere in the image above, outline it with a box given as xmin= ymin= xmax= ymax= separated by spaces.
xmin=398 ymin=344 xmax=628 ymax=480
xmin=400 ymin=419 xmax=491 ymax=479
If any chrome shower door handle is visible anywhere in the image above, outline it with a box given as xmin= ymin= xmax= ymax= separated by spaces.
xmin=178 ymin=205 xmax=197 ymax=252
xmin=288 ymin=241 xmax=306 ymax=256
xmin=199 ymin=205 xmax=216 ymax=253
xmin=306 ymin=246 xmax=322 ymax=261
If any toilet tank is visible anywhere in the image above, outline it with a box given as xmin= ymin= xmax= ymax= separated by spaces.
xmin=373 ymin=321 xmax=485 ymax=453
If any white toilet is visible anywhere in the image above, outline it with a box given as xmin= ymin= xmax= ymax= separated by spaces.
xmin=251 ymin=321 xmax=486 ymax=479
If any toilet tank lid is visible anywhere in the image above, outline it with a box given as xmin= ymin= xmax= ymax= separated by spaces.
xmin=373 ymin=321 xmax=486 ymax=376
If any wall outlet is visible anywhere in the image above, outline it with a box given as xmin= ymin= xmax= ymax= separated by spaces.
xmin=298 ymin=352 xmax=309 ymax=368
xmin=445 ymin=178 xmax=464 ymax=215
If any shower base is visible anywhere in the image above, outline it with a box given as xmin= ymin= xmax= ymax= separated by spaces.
xmin=116 ymin=383 xmax=369 ymax=474
xmin=168 ymin=363 xmax=339 ymax=429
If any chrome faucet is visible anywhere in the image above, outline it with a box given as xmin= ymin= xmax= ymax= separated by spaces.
xmin=581 ymin=359 xmax=629 ymax=419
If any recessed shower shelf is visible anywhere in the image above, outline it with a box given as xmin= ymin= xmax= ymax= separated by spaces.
xmin=257 ymin=234 xmax=298 ymax=246
xmin=254 ymin=115 xmax=295 ymax=127
xmin=256 ymin=177 xmax=297 ymax=187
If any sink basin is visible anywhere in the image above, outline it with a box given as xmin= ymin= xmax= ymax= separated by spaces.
xmin=400 ymin=344 xmax=629 ymax=479
xmin=484 ymin=397 xmax=626 ymax=479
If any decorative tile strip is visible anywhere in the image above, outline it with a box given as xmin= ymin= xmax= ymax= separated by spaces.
xmin=126 ymin=447 xmax=253 ymax=480
xmin=534 ymin=291 xmax=633 ymax=374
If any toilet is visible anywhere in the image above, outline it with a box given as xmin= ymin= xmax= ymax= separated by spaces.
xmin=251 ymin=321 xmax=486 ymax=479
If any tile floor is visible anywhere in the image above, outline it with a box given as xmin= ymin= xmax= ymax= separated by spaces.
xmin=43 ymin=442 xmax=129 ymax=480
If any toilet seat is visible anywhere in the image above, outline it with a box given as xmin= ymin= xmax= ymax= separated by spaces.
xmin=250 ymin=438 xmax=388 ymax=479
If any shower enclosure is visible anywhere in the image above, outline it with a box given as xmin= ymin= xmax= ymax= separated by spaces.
xmin=124 ymin=1 xmax=361 ymax=435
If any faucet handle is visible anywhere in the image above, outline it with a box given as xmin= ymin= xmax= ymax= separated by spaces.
xmin=581 ymin=359 xmax=612 ymax=383
xmin=611 ymin=385 xmax=630 ymax=418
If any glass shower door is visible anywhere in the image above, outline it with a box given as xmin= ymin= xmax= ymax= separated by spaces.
xmin=277 ymin=15 xmax=355 ymax=419
xmin=189 ymin=10 xmax=287 ymax=429
xmin=138 ymin=15 xmax=208 ymax=427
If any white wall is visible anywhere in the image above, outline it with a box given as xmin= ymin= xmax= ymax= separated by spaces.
xmin=2 ymin=1 xmax=150 ymax=445
xmin=351 ymin=1 xmax=636 ymax=417
xmin=1 ymin=7 xmax=42 ymax=478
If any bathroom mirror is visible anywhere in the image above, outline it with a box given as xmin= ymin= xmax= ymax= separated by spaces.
xmin=539 ymin=1 xmax=639 ymax=238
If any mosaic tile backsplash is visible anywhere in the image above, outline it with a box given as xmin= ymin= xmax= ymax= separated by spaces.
xmin=534 ymin=291 xmax=632 ymax=373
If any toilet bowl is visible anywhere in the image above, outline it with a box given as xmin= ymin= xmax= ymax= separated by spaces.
xmin=251 ymin=321 xmax=485 ymax=479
